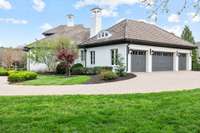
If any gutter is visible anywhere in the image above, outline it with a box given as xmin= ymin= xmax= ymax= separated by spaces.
xmin=78 ymin=38 xmax=196 ymax=50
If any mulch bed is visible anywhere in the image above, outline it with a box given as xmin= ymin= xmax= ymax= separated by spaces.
xmin=86 ymin=73 xmax=137 ymax=84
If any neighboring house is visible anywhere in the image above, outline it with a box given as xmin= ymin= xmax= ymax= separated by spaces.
xmin=26 ymin=7 xmax=195 ymax=72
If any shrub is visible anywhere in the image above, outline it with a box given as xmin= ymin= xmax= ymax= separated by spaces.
xmin=99 ymin=70 xmax=118 ymax=80
xmin=8 ymin=71 xmax=37 ymax=83
xmin=71 ymin=63 xmax=85 ymax=75
xmin=71 ymin=63 xmax=83 ymax=70
xmin=85 ymin=68 xmax=96 ymax=75
xmin=84 ymin=66 xmax=113 ymax=75
xmin=56 ymin=62 xmax=66 ymax=74
xmin=94 ymin=66 xmax=113 ymax=74
xmin=0 ymin=67 xmax=8 ymax=76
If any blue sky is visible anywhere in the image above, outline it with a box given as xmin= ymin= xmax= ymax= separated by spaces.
xmin=0 ymin=0 xmax=199 ymax=47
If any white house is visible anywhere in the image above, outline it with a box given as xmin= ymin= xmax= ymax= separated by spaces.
xmin=26 ymin=7 xmax=195 ymax=73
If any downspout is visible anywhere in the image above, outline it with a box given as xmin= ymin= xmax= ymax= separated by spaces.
xmin=84 ymin=48 xmax=87 ymax=68
xmin=126 ymin=44 xmax=130 ymax=72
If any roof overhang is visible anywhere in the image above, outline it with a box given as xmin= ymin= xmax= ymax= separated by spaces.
xmin=79 ymin=38 xmax=196 ymax=50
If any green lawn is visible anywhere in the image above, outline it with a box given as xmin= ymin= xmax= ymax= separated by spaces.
xmin=1 ymin=89 xmax=200 ymax=133
xmin=19 ymin=75 xmax=91 ymax=85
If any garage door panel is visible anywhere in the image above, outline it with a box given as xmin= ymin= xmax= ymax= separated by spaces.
xmin=179 ymin=53 xmax=186 ymax=70
xmin=131 ymin=50 xmax=146 ymax=72
xmin=152 ymin=52 xmax=173 ymax=71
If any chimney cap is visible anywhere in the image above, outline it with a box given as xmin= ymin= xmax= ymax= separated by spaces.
xmin=91 ymin=7 xmax=102 ymax=12
xmin=66 ymin=14 xmax=74 ymax=18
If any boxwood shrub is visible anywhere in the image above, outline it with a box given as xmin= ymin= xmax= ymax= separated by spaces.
xmin=71 ymin=63 xmax=85 ymax=75
xmin=99 ymin=70 xmax=118 ymax=80
xmin=0 ymin=67 xmax=8 ymax=76
xmin=8 ymin=71 xmax=38 ymax=83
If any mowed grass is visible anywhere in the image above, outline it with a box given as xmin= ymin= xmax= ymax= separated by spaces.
xmin=1 ymin=90 xmax=200 ymax=133
xmin=19 ymin=75 xmax=91 ymax=85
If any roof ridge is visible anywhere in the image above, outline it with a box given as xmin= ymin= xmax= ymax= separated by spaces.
xmin=124 ymin=19 xmax=128 ymax=39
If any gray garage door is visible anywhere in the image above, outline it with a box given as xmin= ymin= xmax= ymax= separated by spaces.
xmin=131 ymin=50 xmax=146 ymax=72
xmin=152 ymin=52 xmax=173 ymax=71
xmin=179 ymin=53 xmax=186 ymax=70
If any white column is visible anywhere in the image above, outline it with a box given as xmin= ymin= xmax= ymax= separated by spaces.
xmin=128 ymin=53 xmax=132 ymax=73
xmin=186 ymin=53 xmax=192 ymax=71
xmin=173 ymin=52 xmax=179 ymax=71
xmin=146 ymin=50 xmax=152 ymax=72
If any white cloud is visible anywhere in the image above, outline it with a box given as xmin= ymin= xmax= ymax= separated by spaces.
xmin=168 ymin=14 xmax=180 ymax=23
xmin=0 ymin=0 xmax=12 ymax=10
xmin=75 ymin=0 xmax=154 ymax=17
xmin=102 ymin=8 xmax=118 ymax=17
xmin=188 ymin=12 xmax=200 ymax=23
xmin=40 ymin=23 xmax=53 ymax=31
xmin=33 ymin=0 xmax=45 ymax=12
xmin=0 ymin=18 xmax=28 ymax=24
xmin=163 ymin=25 xmax=183 ymax=37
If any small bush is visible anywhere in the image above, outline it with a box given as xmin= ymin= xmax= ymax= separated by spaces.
xmin=8 ymin=71 xmax=37 ymax=83
xmin=0 ymin=67 xmax=8 ymax=76
xmin=56 ymin=62 xmax=66 ymax=74
xmin=71 ymin=63 xmax=85 ymax=75
xmin=99 ymin=70 xmax=118 ymax=80
xmin=94 ymin=66 xmax=113 ymax=74
xmin=85 ymin=68 xmax=96 ymax=75
xmin=85 ymin=66 xmax=113 ymax=75
xmin=71 ymin=63 xmax=83 ymax=70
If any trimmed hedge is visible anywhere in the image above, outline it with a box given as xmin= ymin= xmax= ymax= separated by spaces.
xmin=0 ymin=67 xmax=8 ymax=76
xmin=8 ymin=71 xmax=38 ymax=83
xmin=71 ymin=63 xmax=84 ymax=75
xmin=99 ymin=70 xmax=118 ymax=80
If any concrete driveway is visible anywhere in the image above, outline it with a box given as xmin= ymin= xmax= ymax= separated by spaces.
xmin=0 ymin=71 xmax=200 ymax=96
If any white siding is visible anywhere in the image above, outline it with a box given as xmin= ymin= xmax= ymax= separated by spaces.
xmin=85 ymin=44 xmax=127 ymax=68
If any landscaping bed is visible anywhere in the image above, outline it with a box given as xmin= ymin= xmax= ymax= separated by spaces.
xmin=86 ymin=73 xmax=136 ymax=84
xmin=1 ymin=89 xmax=200 ymax=133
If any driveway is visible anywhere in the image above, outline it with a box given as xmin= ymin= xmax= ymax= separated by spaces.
xmin=0 ymin=71 xmax=200 ymax=96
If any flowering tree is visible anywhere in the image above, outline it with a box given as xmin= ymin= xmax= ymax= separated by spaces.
xmin=57 ymin=48 xmax=78 ymax=76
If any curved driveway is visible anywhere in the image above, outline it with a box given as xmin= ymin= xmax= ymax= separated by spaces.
xmin=0 ymin=71 xmax=200 ymax=96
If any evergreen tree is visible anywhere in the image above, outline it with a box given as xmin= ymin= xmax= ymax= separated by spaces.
xmin=181 ymin=25 xmax=198 ymax=69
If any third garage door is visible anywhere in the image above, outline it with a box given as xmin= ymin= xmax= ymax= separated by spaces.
xmin=152 ymin=52 xmax=173 ymax=71
xmin=179 ymin=53 xmax=186 ymax=70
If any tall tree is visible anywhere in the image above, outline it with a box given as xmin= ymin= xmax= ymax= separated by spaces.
xmin=181 ymin=25 xmax=198 ymax=69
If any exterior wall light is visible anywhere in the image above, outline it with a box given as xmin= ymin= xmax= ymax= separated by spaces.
xmin=150 ymin=49 xmax=154 ymax=55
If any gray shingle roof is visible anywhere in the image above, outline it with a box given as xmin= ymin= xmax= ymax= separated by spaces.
xmin=80 ymin=19 xmax=195 ymax=49
xmin=27 ymin=24 xmax=90 ymax=48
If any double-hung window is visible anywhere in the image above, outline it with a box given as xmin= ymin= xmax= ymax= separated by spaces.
xmin=90 ymin=51 xmax=95 ymax=65
xmin=111 ymin=49 xmax=118 ymax=65
xmin=81 ymin=50 xmax=85 ymax=61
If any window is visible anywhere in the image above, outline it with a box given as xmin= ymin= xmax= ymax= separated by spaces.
xmin=90 ymin=51 xmax=95 ymax=65
xmin=81 ymin=50 xmax=85 ymax=61
xmin=111 ymin=49 xmax=118 ymax=65
xmin=97 ymin=31 xmax=112 ymax=39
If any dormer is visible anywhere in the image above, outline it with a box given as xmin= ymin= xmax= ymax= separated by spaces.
xmin=97 ymin=31 xmax=112 ymax=39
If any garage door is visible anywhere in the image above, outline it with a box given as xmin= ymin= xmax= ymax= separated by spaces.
xmin=131 ymin=50 xmax=146 ymax=72
xmin=152 ymin=52 xmax=173 ymax=71
xmin=179 ymin=53 xmax=186 ymax=70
